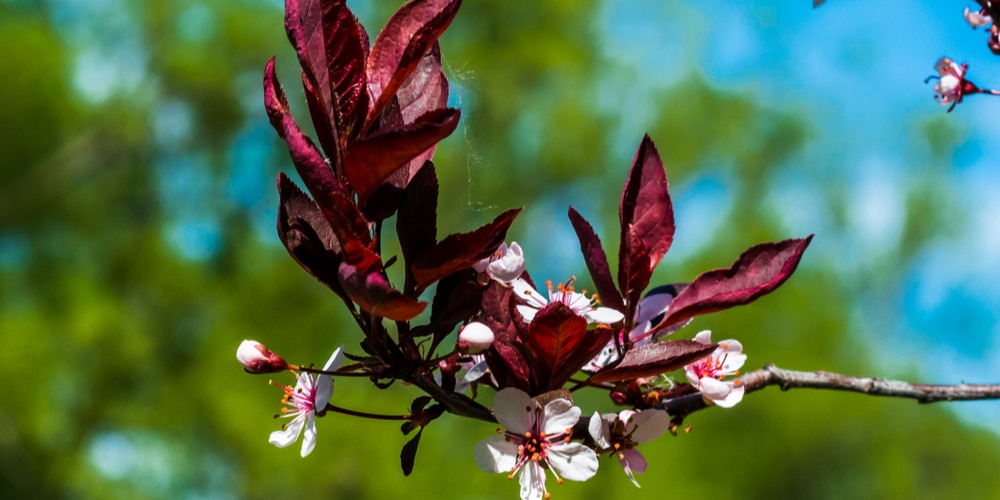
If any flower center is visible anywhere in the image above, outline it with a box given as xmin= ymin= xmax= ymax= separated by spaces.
xmin=270 ymin=375 xmax=317 ymax=422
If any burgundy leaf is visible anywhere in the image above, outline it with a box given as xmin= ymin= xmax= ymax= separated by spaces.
xmin=397 ymin=161 xmax=438 ymax=295
xmin=284 ymin=0 xmax=333 ymax=111
xmin=568 ymin=206 xmax=624 ymax=313
xmin=301 ymin=67 xmax=343 ymax=168
xmin=620 ymin=134 xmax=674 ymax=269
xmin=366 ymin=0 xmax=462 ymax=129
xmin=344 ymin=107 xmax=460 ymax=204
xmin=410 ymin=207 xmax=521 ymax=294
xmin=618 ymin=229 xmax=652 ymax=322
xmin=651 ymin=236 xmax=814 ymax=336
xmin=264 ymin=59 xmax=346 ymax=218
xmin=588 ymin=340 xmax=717 ymax=384
xmin=550 ymin=325 xmax=613 ymax=391
xmin=276 ymin=173 xmax=348 ymax=301
xmin=522 ymin=303 xmax=589 ymax=392
xmin=321 ymin=0 xmax=371 ymax=139
xmin=338 ymin=261 xmax=428 ymax=321
xmin=479 ymin=283 xmax=531 ymax=391
xmin=397 ymin=42 xmax=450 ymax=181
xmin=428 ymin=269 xmax=485 ymax=350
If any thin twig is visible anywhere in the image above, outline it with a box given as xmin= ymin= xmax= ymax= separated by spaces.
xmin=659 ymin=364 xmax=1000 ymax=417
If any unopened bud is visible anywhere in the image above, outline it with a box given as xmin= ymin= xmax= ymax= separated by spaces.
xmin=457 ymin=322 xmax=495 ymax=354
xmin=236 ymin=340 xmax=289 ymax=374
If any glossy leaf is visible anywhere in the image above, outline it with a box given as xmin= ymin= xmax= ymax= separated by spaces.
xmin=396 ymin=161 xmax=438 ymax=295
xmin=366 ymin=0 xmax=462 ymax=128
xmin=650 ymin=236 xmax=814 ymax=336
xmin=276 ymin=173 xmax=347 ymax=302
xmin=568 ymin=206 xmax=624 ymax=313
xmin=410 ymin=207 xmax=521 ymax=294
xmin=589 ymin=339 xmax=717 ymax=384
xmin=344 ymin=107 xmax=460 ymax=203
xmin=338 ymin=261 xmax=428 ymax=321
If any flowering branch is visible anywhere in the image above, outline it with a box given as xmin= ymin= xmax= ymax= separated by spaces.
xmin=659 ymin=364 xmax=1000 ymax=418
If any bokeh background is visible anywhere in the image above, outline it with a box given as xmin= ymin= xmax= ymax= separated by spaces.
xmin=4 ymin=0 xmax=1000 ymax=498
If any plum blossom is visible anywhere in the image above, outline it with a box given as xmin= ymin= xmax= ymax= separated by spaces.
xmin=474 ymin=241 xmax=525 ymax=284
xmin=924 ymin=57 xmax=1000 ymax=112
xmin=458 ymin=321 xmax=496 ymax=353
xmin=269 ymin=346 xmax=344 ymax=457
xmin=474 ymin=388 xmax=598 ymax=500
xmin=512 ymin=277 xmax=624 ymax=325
xmin=965 ymin=6 xmax=993 ymax=28
xmin=588 ymin=409 xmax=670 ymax=487
xmin=684 ymin=331 xmax=746 ymax=408
xmin=236 ymin=339 xmax=289 ymax=374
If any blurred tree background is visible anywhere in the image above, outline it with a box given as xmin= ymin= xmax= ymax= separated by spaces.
xmin=2 ymin=0 xmax=998 ymax=498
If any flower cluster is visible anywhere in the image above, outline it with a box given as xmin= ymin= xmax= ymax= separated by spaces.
xmin=236 ymin=0 xmax=814 ymax=497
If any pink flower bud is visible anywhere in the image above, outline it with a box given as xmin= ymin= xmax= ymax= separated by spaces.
xmin=457 ymin=322 xmax=495 ymax=353
xmin=236 ymin=340 xmax=289 ymax=374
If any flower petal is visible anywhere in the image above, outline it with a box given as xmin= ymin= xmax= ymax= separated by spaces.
xmin=541 ymin=398 xmax=581 ymax=436
xmin=693 ymin=330 xmax=712 ymax=344
xmin=519 ymin=462 xmax=546 ymax=500
xmin=586 ymin=306 xmax=625 ymax=324
xmin=547 ymin=442 xmax=599 ymax=482
xmin=473 ymin=435 xmax=519 ymax=473
xmin=511 ymin=279 xmax=547 ymax=308
xmin=619 ymin=447 xmax=647 ymax=487
xmin=323 ymin=345 xmax=345 ymax=371
xmin=300 ymin=414 xmax=317 ymax=457
xmin=493 ymin=388 xmax=534 ymax=434
xmin=588 ymin=412 xmax=612 ymax=449
xmin=698 ymin=377 xmax=732 ymax=401
xmin=269 ymin=415 xmax=304 ymax=448
xmin=713 ymin=383 xmax=745 ymax=408
xmin=628 ymin=410 xmax=670 ymax=444
xmin=516 ymin=304 xmax=539 ymax=323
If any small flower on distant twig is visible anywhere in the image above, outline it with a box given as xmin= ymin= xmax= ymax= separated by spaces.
xmin=964 ymin=6 xmax=993 ymax=28
xmin=474 ymin=241 xmax=526 ymax=284
xmin=268 ymin=346 xmax=343 ymax=457
xmin=588 ymin=409 xmax=670 ymax=487
xmin=236 ymin=340 xmax=289 ymax=374
xmin=684 ymin=331 xmax=746 ymax=408
xmin=925 ymin=57 xmax=1000 ymax=112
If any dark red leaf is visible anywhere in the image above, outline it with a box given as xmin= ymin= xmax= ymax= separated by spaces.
xmin=651 ymin=236 xmax=814 ymax=336
xmin=366 ymin=0 xmax=462 ymax=129
xmin=345 ymin=107 xmax=460 ymax=204
xmin=588 ymin=340 xmax=717 ymax=384
xmin=618 ymin=134 xmax=674 ymax=310
xmin=522 ymin=303 xmax=589 ymax=392
xmin=321 ymin=0 xmax=370 ymax=139
xmin=428 ymin=269 xmax=485 ymax=350
xmin=410 ymin=207 xmax=521 ymax=294
xmin=400 ymin=429 xmax=422 ymax=476
xmin=264 ymin=59 xmax=346 ymax=219
xmin=276 ymin=173 xmax=348 ymax=301
xmin=397 ymin=161 xmax=438 ymax=295
xmin=479 ymin=283 xmax=531 ymax=391
xmin=550 ymin=325 xmax=613 ymax=390
xmin=284 ymin=0 xmax=333 ymax=111
xmin=301 ymin=67 xmax=343 ymax=168
xmin=568 ymin=207 xmax=624 ymax=313
xmin=338 ymin=261 xmax=428 ymax=321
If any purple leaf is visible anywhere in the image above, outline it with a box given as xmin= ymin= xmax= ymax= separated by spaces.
xmin=366 ymin=0 xmax=462 ymax=130
xmin=428 ymin=269 xmax=485 ymax=350
xmin=618 ymin=134 xmax=674 ymax=310
xmin=400 ymin=429 xmax=422 ymax=476
xmin=276 ymin=173 xmax=348 ymax=302
xmin=651 ymin=236 xmax=814 ymax=335
xmin=338 ymin=261 xmax=428 ymax=321
xmin=568 ymin=206 xmax=624 ymax=313
xmin=479 ymin=283 xmax=531 ymax=391
xmin=344 ymin=107 xmax=460 ymax=204
xmin=397 ymin=161 xmax=438 ymax=295
xmin=522 ymin=303 xmax=589 ymax=392
xmin=410 ymin=207 xmax=521 ymax=294
xmin=588 ymin=340 xmax=717 ymax=384
xmin=321 ymin=0 xmax=371 ymax=139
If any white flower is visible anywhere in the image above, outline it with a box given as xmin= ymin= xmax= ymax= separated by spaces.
xmin=474 ymin=241 xmax=525 ymax=284
xmin=588 ymin=409 xmax=670 ymax=487
xmin=268 ymin=346 xmax=343 ymax=457
xmin=459 ymin=322 xmax=495 ymax=353
xmin=684 ymin=331 xmax=746 ymax=408
xmin=236 ymin=339 xmax=289 ymax=373
xmin=474 ymin=388 xmax=599 ymax=500
xmin=511 ymin=277 xmax=624 ymax=325
xmin=934 ymin=57 xmax=965 ymax=105
xmin=964 ymin=6 xmax=992 ymax=29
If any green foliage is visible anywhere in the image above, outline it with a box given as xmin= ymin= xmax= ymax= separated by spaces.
xmin=1 ymin=0 xmax=998 ymax=498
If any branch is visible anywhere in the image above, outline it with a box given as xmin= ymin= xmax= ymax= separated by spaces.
xmin=660 ymin=364 xmax=1000 ymax=417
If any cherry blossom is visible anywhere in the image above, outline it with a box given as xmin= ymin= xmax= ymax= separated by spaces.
xmin=474 ymin=241 xmax=526 ymax=284
xmin=474 ymin=388 xmax=598 ymax=500
xmin=269 ymin=346 xmax=343 ymax=457
xmin=236 ymin=340 xmax=289 ymax=374
xmin=584 ymin=287 xmax=679 ymax=372
xmin=965 ymin=6 xmax=993 ymax=28
xmin=588 ymin=409 xmax=670 ymax=487
xmin=512 ymin=277 xmax=624 ymax=325
xmin=684 ymin=331 xmax=746 ymax=408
